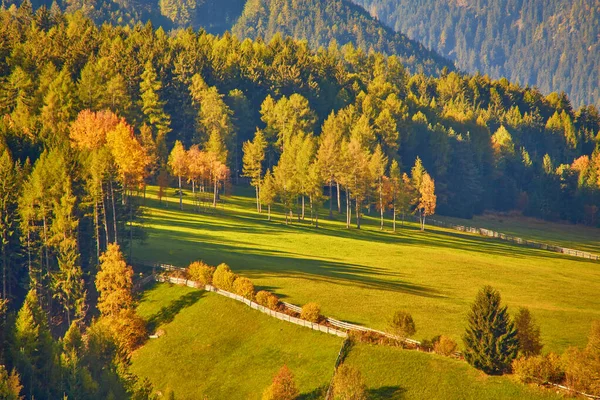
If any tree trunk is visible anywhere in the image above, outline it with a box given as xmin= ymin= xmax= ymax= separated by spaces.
xmin=329 ymin=180 xmax=333 ymax=219
xmin=110 ymin=180 xmax=118 ymax=244
xmin=346 ymin=190 xmax=351 ymax=228
xmin=268 ymin=204 xmax=271 ymax=221
xmin=213 ymin=178 xmax=218 ymax=207
xmin=2 ymin=238 xmax=6 ymax=299
xmin=393 ymin=207 xmax=396 ymax=232
xmin=355 ymin=200 xmax=361 ymax=229
xmin=301 ymin=196 xmax=305 ymax=220
xmin=94 ymin=198 xmax=100 ymax=262
xmin=178 ymin=175 xmax=183 ymax=210
xmin=129 ymin=190 xmax=134 ymax=262
xmin=101 ymin=184 xmax=109 ymax=244
xmin=337 ymin=182 xmax=341 ymax=212
xmin=256 ymin=185 xmax=260 ymax=213
xmin=316 ymin=210 xmax=319 ymax=228
xmin=379 ymin=182 xmax=384 ymax=230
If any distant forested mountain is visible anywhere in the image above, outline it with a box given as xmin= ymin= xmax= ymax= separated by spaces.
xmin=353 ymin=0 xmax=600 ymax=108
xmin=232 ymin=0 xmax=454 ymax=75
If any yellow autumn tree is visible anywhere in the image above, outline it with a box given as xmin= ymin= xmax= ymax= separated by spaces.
xmin=168 ymin=140 xmax=188 ymax=210
xmin=418 ymin=172 xmax=436 ymax=231
xmin=95 ymin=243 xmax=134 ymax=316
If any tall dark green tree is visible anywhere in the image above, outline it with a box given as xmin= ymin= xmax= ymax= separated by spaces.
xmin=463 ymin=286 xmax=519 ymax=375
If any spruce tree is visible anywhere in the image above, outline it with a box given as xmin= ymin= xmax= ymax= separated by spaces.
xmin=463 ymin=286 xmax=519 ymax=375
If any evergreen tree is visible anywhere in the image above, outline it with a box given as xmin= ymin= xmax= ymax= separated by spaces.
xmin=140 ymin=61 xmax=171 ymax=159
xmin=463 ymin=286 xmax=519 ymax=375
xmin=514 ymin=308 xmax=543 ymax=358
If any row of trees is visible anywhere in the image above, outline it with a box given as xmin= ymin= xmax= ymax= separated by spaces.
xmin=242 ymin=103 xmax=438 ymax=229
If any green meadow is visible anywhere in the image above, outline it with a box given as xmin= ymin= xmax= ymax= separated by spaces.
xmin=132 ymin=284 xmax=562 ymax=399
xmin=131 ymin=284 xmax=342 ymax=399
xmin=133 ymin=186 xmax=600 ymax=352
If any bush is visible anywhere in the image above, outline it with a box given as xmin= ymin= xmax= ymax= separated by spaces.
xmin=262 ymin=365 xmax=299 ymax=400
xmin=187 ymin=261 xmax=215 ymax=286
xmin=562 ymin=321 xmax=600 ymax=396
xmin=434 ymin=335 xmax=457 ymax=356
xmin=332 ymin=364 xmax=367 ymax=400
xmin=233 ymin=277 xmax=255 ymax=300
xmin=96 ymin=309 xmax=147 ymax=355
xmin=212 ymin=263 xmax=237 ymax=291
xmin=512 ymin=353 xmax=564 ymax=384
xmin=256 ymin=291 xmax=280 ymax=310
xmin=389 ymin=311 xmax=416 ymax=338
xmin=300 ymin=303 xmax=321 ymax=323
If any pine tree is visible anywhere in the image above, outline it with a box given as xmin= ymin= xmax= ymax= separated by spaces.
xmin=463 ymin=286 xmax=519 ymax=375
xmin=140 ymin=61 xmax=171 ymax=158
xmin=14 ymin=289 xmax=55 ymax=399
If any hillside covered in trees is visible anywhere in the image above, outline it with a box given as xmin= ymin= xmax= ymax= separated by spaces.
xmin=231 ymin=0 xmax=454 ymax=75
xmin=353 ymin=0 xmax=600 ymax=108
xmin=0 ymin=2 xmax=599 ymax=396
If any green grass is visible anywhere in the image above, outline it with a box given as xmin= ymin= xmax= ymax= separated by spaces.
xmin=131 ymin=283 xmax=342 ymax=399
xmin=436 ymin=213 xmax=600 ymax=255
xmin=344 ymin=344 xmax=562 ymax=399
xmin=132 ymin=186 xmax=600 ymax=352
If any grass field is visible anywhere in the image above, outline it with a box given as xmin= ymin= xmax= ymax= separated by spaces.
xmin=131 ymin=283 xmax=342 ymax=399
xmin=132 ymin=186 xmax=600 ymax=352
xmin=344 ymin=344 xmax=562 ymax=399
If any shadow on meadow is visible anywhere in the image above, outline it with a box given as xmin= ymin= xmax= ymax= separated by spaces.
xmin=142 ymin=289 xmax=205 ymax=332
xmin=367 ymin=386 xmax=405 ymax=399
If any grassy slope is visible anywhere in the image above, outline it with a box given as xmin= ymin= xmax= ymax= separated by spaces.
xmin=131 ymin=284 xmax=342 ymax=399
xmin=345 ymin=344 xmax=562 ymax=399
xmin=133 ymin=186 xmax=600 ymax=352
xmin=436 ymin=213 xmax=600 ymax=255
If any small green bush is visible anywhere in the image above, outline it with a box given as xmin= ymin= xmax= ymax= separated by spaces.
xmin=434 ymin=335 xmax=457 ymax=356
xmin=512 ymin=353 xmax=564 ymax=384
xmin=212 ymin=263 xmax=237 ymax=291
xmin=256 ymin=291 xmax=280 ymax=310
xmin=233 ymin=277 xmax=255 ymax=300
xmin=187 ymin=261 xmax=215 ymax=286
xmin=389 ymin=310 xmax=416 ymax=338
xmin=300 ymin=302 xmax=321 ymax=323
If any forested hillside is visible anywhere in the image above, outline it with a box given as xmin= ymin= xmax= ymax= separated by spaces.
xmin=353 ymin=0 xmax=600 ymax=108
xmin=232 ymin=0 xmax=454 ymax=75
xmin=0 ymin=3 xmax=599 ymax=396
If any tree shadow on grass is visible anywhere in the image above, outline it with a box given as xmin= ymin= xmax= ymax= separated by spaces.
xmin=368 ymin=386 xmax=405 ymax=399
xmin=298 ymin=385 xmax=328 ymax=400
xmin=145 ymin=290 xmax=205 ymax=332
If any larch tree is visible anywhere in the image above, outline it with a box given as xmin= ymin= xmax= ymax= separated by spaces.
xmin=343 ymin=138 xmax=373 ymax=229
xmin=186 ymin=145 xmax=207 ymax=209
xmin=294 ymin=133 xmax=316 ymax=221
xmin=168 ymin=140 xmax=188 ymax=210
xmin=242 ymin=130 xmax=266 ymax=212
xmin=95 ymin=243 xmax=134 ymax=317
xmin=388 ymin=159 xmax=401 ymax=232
xmin=260 ymin=170 xmax=277 ymax=221
xmin=417 ymin=172 xmax=436 ymax=231
xmin=317 ymin=112 xmax=343 ymax=218
xmin=370 ymin=145 xmax=388 ymax=230
xmin=206 ymin=132 xmax=229 ymax=207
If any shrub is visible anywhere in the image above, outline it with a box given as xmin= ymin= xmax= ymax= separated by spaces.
xmin=256 ymin=291 xmax=280 ymax=310
xmin=513 ymin=353 xmax=564 ymax=384
xmin=187 ymin=261 xmax=215 ymax=286
xmin=514 ymin=307 xmax=543 ymax=357
xmin=434 ymin=335 xmax=457 ymax=356
xmin=212 ymin=263 xmax=237 ymax=291
xmin=332 ymin=364 xmax=367 ymax=400
xmin=463 ymin=286 xmax=518 ymax=375
xmin=389 ymin=311 xmax=416 ymax=338
xmin=233 ymin=277 xmax=255 ymax=300
xmin=300 ymin=303 xmax=321 ymax=323
xmin=96 ymin=309 xmax=147 ymax=355
xmin=262 ymin=365 xmax=299 ymax=400
xmin=562 ymin=321 xmax=600 ymax=395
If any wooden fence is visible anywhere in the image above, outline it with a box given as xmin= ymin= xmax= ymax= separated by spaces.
xmin=155 ymin=274 xmax=347 ymax=338
xmin=409 ymin=216 xmax=600 ymax=261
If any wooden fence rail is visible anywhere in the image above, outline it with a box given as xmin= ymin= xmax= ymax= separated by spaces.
xmin=408 ymin=216 xmax=600 ymax=261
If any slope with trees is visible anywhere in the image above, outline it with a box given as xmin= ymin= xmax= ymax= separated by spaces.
xmin=353 ymin=0 xmax=600 ymax=108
